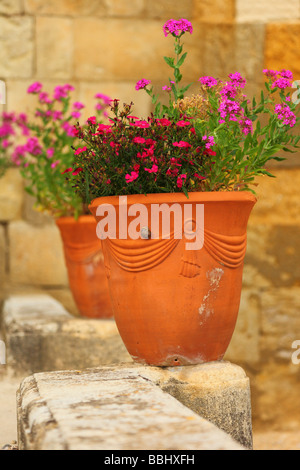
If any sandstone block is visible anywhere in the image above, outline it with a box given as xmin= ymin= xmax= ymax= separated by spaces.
xmin=25 ymin=0 xmax=107 ymax=16
xmin=8 ymin=220 xmax=68 ymax=286
xmin=265 ymin=22 xmax=300 ymax=78
xmin=0 ymin=0 xmax=23 ymax=15
xmin=144 ymin=0 xmax=193 ymax=19
xmin=73 ymin=19 xmax=199 ymax=83
xmin=0 ymin=16 xmax=34 ymax=79
xmin=106 ymin=0 xmax=144 ymax=17
xmin=225 ymin=288 xmax=261 ymax=366
xmin=193 ymin=0 xmax=235 ymax=23
xmin=0 ymin=168 xmax=24 ymax=222
xmin=0 ymin=224 xmax=6 ymax=284
xmin=17 ymin=364 xmax=247 ymax=450
xmin=260 ymin=287 xmax=300 ymax=361
xmin=36 ymin=17 xmax=73 ymax=80
xmin=236 ymin=0 xmax=300 ymax=23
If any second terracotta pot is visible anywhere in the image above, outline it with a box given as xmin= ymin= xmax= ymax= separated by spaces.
xmin=56 ymin=215 xmax=113 ymax=319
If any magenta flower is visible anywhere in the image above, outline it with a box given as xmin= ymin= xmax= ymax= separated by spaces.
xmin=135 ymin=79 xmax=151 ymax=91
xmin=133 ymin=136 xmax=146 ymax=144
xmin=53 ymin=84 xmax=74 ymax=101
xmin=173 ymin=141 xmax=191 ymax=148
xmin=74 ymin=147 xmax=87 ymax=155
xmin=73 ymin=101 xmax=85 ymax=110
xmin=228 ymin=72 xmax=246 ymax=88
xmin=46 ymin=148 xmax=55 ymax=159
xmin=145 ymin=164 xmax=158 ymax=173
xmin=95 ymin=93 xmax=111 ymax=105
xmin=176 ymin=120 xmax=190 ymax=127
xmin=51 ymin=160 xmax=60 ymax=169
xmin=274 ymin=104 xmax=296 ymax=127
xmin=25 ymin=137 xmax=42 ymax=156
xmin=176 ymin=174 xmax=187 ymax=189
xmin=199 ymin=76 xmax=218 ymax=88
xmin=27 ymin=82 xmax=43 ymax=94
xmin=125 ymin=171 xmax=139 ymax=183
xmin=72 ymin=167 xmax=83 ymax=176
xmin=163 ymin=19 xmax=193 ymax=37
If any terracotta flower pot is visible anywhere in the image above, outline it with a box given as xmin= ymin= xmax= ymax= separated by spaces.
xmin=56 ymin=215 xmax=113 ymax=319
xmin=89 ymin=191 xmax=256 ymax=365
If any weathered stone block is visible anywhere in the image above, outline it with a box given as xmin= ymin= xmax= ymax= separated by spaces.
xmin=0 ymin=0 xmax=23 ymax=15
xmin=8 ymin=220 xmax=68 ymax=286
xmin=141 ymin=362 xmax=253 ymax=449
xmin=260 ymin=287 xmax=300 ymax=361
xmin=236 ymin=0 xmax=300 ymax=23
xmin=36 ymin=17 xmax=73 ymax=79
xmin=144 ymin=0 xmax=193 ymax=19
xmin=225 ymin=288 xmax=261 ymax=366
xmin=0 ymin=16 xmax=34 ymax=78
xmin=265 ymin=22 xmax=300 ymax=78
xmin=2 ymin=294 xmax=131 ymax=374
xmin=194 ymin=0 xmax=235 ymax=23
xmin=0 ymin=168 xmax=24 ymax=222
xmin=0 ymin=224 xmax=6 ymax=285
xmin=25 ymin=0 xmax=107 ymax=16
xmin=17 ymin=364 xmax=247 ymax=450
xmin=106 ymin=0 xmax=144 ymax=17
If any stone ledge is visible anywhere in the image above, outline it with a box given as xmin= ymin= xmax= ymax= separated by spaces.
xmin=1 ymin=294 xmax=132 ymax=374
xmin=17 ymin=366 xmax=247 ymax=451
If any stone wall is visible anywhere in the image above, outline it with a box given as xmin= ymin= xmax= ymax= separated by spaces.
xmin=0 ymin=0 xmax=300 ymax=432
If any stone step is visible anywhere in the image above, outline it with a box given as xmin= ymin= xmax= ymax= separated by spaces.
xmin=17 ymin=365 xmax=248 ymax=451
xmin=1 ymin=294 xmax=132 ymax=375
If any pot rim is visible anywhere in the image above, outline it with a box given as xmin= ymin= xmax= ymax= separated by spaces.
xmin=55 ymin=214 xmax=96 ymax=226
xmin=89 ymin=190 xmax=257 ymax=209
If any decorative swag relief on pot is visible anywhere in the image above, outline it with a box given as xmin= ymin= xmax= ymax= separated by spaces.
xmin=89 ymin=191 xmax=256 ymax=366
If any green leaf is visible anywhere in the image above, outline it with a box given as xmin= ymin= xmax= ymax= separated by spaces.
xmin=164 ymin=56 xmax=175 ymax=68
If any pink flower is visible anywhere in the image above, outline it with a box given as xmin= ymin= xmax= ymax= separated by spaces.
xmin=199 ymin=76 xmax=218 ymax=87
xmin=39 ymin=92 xmax=52 ymax=104
xmin=71 ymin=111 xmax=81 ymax=119
xmin=27 ymin=82 xmax=43 ymax=94
xmin=239 ymin=118 xmax=253 ymax=135
xmin=87 ymin=116 xmax=97 ymax=125
xmin=202 ymin=135 xmax=215 ymax=149
xmin=156 ymin=118 xmax=171 ymax=127
xmin=94 ymin=93 xmax=111 ymax=105
xmin=274 ymin=104 xmax=296 ymax=127
xmin=74 ymin=147 xmax=87 ymax=155
xmin=163 ymin=19 xmax=193 ymax=37
xmin=62 ymin=168 xmax=73 ymax=174
xmin=271 ymin=78 xmax=292 ymax=89
xmin=145 ymin=164 xmax=158 ymax=174
xmin=46 ymin=148 xmax=55 ymax=158
xmin=97 ymin=123 xmax=112 ymax=134
xmin=135 ymin=79 xmax=151 ymax=91
xmin=73 ymin=101 xmax=85 ymax=110
xmin=173 ymin=141 xmax=191 ymax=148
xmin=176 ymin=120 xmax=190 ymax=127
xmin=72 ymin=167 xmax=83 ymax=175
xmin=162 ymin=85 xmax=172 ymax=92
xmin=53 ymin=84 xmax=74 ymax=101
xmin=2 ymin=139 xmax=11 ymax=148
xmin=51 ymin=160 xmax=60 ymax=169
xmin=133 ymin=137 xmax=146 ymax=144
xmin=228 ymin=72 xmax=246 ymax=88
xmin=125 ymin=171 xmax=139 ymax=183
xmin=177 ymin=174 xmax=187 ymax=189
xmin=25 ymin=137 xmax=42 ymax=156
xmin=131 ymin=120 xmax=150 ymax=128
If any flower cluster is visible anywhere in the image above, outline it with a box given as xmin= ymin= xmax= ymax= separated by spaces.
xmin=14 ymin=82 xmax=111 ymax=217
xmin=67 ymin=19 xmax=299 ymax=201
xmin=0 ymin=111 xmax=30 ymax=176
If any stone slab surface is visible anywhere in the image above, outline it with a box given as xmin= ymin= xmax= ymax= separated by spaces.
xmin=17 ymin=366 xmax=246 ymax=451
xmin=1 ymin=294 xmax=132 ymax=374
